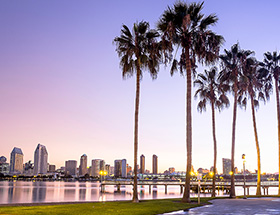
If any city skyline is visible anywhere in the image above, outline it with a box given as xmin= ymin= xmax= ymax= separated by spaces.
xmin=1 ymin=1 xmax=280 ymax=174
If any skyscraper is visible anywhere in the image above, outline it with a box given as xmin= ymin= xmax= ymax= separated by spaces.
xmin=91 ymin=159 xmax=105 ymax=177
xmin=34 ymin=144 xmax=48 ymax=175
xmin=9 ymin=147 xmax=24 ymax=174
xmin=152 ymin=154 xmax=158 ymax=174
xmin=79 ymin=154 xmax=87 ymax=176
xmin=121 ymin=159 xmax=127 ymax=178
xmin=114 ymin=159 xmax=127 ymax=178
xmin=222 ymin=158 xmax=231 ymax=175
xmin=140 ymin=154 xmax=145 ymax=174
xmin=65 ymin=160 xmax=77 ymax=176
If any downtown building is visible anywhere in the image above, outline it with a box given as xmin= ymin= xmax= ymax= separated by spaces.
xmin=34 ymin=144 xmax=48 ymax=175
xmin=65 ymin=160 xmax=77 ymax=177
xmin=0 ymin=156 xmax=9 ymax=175
xmin=222 ymin=158 xmax=231 ymax=175
xmin=140 ymin=154 xmax=145 ymax=174
xmin=91 ymin=159 xmax=105 ymax=177
xmin=152 ymin=154 xmax=158 ymax=174
xmin=79 ymin=154 xmax=88 ymax=176
xmin=9 ymin=147 xmax=24 ymax=174
xmin=114 ymin=159 xmax=127 ymax=178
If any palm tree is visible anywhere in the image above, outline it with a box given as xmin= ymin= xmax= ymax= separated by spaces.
xmin=219 ymin=43 xmax=254 ymax=198
xmin=238 ymin=57 xmax=269 ymax=195
xmin=158 ymin=1 xmax=223 ymax=202
xmin=259 ymin=51 xmax=280 ymax=194
xmin=194 ymin=67 xmax=229 ymax=197
xmin=114 ymin=21 xmax=161 ymax=202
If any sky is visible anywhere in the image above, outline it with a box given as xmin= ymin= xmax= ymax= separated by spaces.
xmin=1 ymin=0 xmax=280 ymax=174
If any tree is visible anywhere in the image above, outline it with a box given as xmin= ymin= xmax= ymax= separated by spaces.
xmin=259 ymin=51 xmax=279 ymax=193
xmin=219 ymin=43 xmax=254 ymax=198
xmin=238 ymin=57 xmax=270 ymax=195
xmin=158 ymin=1 xmax=223 ymax=202
xmin=114 ymin=21 xmax=161 ymax=202
xmin=194 ymin=67 xmax=229 ymax=197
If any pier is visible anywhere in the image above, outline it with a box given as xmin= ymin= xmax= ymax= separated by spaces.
xmin=100 ymin=181 xmax=278 ymax=195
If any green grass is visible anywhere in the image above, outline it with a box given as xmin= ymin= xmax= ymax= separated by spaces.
xmin=0 ymin=198 xmax=213 ymax=215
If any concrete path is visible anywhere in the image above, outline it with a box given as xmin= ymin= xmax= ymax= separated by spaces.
xmin=162 ymin=198 xmax=280 ymax=215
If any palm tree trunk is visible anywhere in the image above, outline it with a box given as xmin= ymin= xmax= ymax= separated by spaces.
xmin=250 ymin=94 xmax=261 ymax=195
xmin=132 ymin=66 xmax=141 ymax=203
xmin=230 ymin=81 xmax=237 ymax=198
xmin=211 ymin=101 xmax=217 ymax=197
xmin=182 ymin=48 xmax=192 ymax=203
xmin=275 ymin=78 xmax=280 ymax=195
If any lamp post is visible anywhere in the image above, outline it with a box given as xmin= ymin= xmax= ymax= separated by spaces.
xmin=242 ymin=154 xmax=246 ymax=199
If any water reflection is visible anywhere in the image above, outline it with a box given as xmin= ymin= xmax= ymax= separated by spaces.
xmin=1 ymin=181 xmax=277 ymax=204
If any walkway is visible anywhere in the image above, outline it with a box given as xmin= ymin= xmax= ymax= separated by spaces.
xmin=161 ymin=198 xmax=280 ymax=215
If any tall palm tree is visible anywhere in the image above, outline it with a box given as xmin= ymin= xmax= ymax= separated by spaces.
xmin=259 ymin=51 xmax=280 ymax=194
xmin=238 ymin=57 xmax=269 ymax=195
xmin=194 ymin=67 xmax=229 ymax=197
xmin=219 ymin=43 xmax=254 ymax=198
xmin=114 ymin=21 xmax=161 ymax=203
xmin=158 ymin=1 xmax=223 ymax=202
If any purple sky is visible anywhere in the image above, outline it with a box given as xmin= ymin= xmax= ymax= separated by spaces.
xmin=1 ymin=0 xmax=280 ymax=173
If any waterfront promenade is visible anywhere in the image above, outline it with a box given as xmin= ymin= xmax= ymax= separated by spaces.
xmin=162 ymin=198 xmax=280 ymax=215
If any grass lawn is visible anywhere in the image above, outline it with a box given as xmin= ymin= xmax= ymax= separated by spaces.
xmin=0 ymin=198 xmax=213 ymax=215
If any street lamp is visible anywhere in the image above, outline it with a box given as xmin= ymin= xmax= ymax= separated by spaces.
xmin=242 ymin=154 xmax=246 ymax=199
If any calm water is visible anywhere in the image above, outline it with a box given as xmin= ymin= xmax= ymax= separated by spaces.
xmin=0 ymin=181 xmax=278 ymax=204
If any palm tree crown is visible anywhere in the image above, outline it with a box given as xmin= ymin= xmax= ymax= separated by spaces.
xmin=194 ymin=67 xmax=229 ymax=112
xmin=114 ymin=21 xmax=161 ymax=79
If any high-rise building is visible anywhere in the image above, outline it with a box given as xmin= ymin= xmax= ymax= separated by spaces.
xmin=114 ymin=159 xmax=127 ymax=178
xmin=34 ymin=144 xmax=48 ymax=175
xmin=9 ymin=147 xmax=24 ymax=174
xmin=222 ymin=158 xmax=231 ymax=175
xmin=152 ymin=154 xmax=158 ymax=174
xmin=91 ymin=159 xmax=105 ymax=177
xmin=65 ymin=160 xmax=77 ymax=176
xmin=121 ymin=159 xmax=127 ymax=178
xmin=79 ymin=154 xmax=87 ymax=176
xmin=140 ymin=154 xmax=145 ymax=174
xmin=114 ymin=160 xmax=122 ymax=177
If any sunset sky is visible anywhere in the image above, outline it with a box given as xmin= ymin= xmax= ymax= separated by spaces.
xmin=1 ymin=0 xmax=280 ymax=174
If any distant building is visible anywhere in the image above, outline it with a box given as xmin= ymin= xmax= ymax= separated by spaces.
xmin=0 ymin=156 xmax=7 ymax=164
xmin=197 ymin=168 xmax=209 ymax=174
xmin=24 ymin=160 xmax=34 ymax=176
xmin=127 ymin=164 xmax=132 ymax=176
xmin=210 ymin=166 xmax=218 ymax=174
xmin=234 ymin=167 xmax=238 ymax=174
xmin=91 ymin=159 xmax=105 ymax=177
xmin=140 ymin=154 xmax=145 ymax=174
xmin=121 ymin=159 xmax=127 ymax=177
xmin=79 ymin=154 xmax=87 ymax=176
xmin=222 ymin=158 xmax=231 ymax=175
xmin=114 ymin=159 xmax=127 ymax=178
xmin=34 ymin=144 xmax=48 ymax=175
xmin=169 ymin=167 xmax=175 ymax=174
xmin=48 ymin=164 xmax=56 ymax=173
xmin=65 ymin=160 xmax=77 ymax=176
xmin=105 ymin=164 xmax=110 ymax=175
xmin=152 ymin=154 xmax=158 ymax=174
xmin=109 ymin=166 xmax=114 ymax=175
xmin=0 ymin=162 xmax=9 ymax=175
xmin=10 ymin=147 xmax=24 ymax=174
